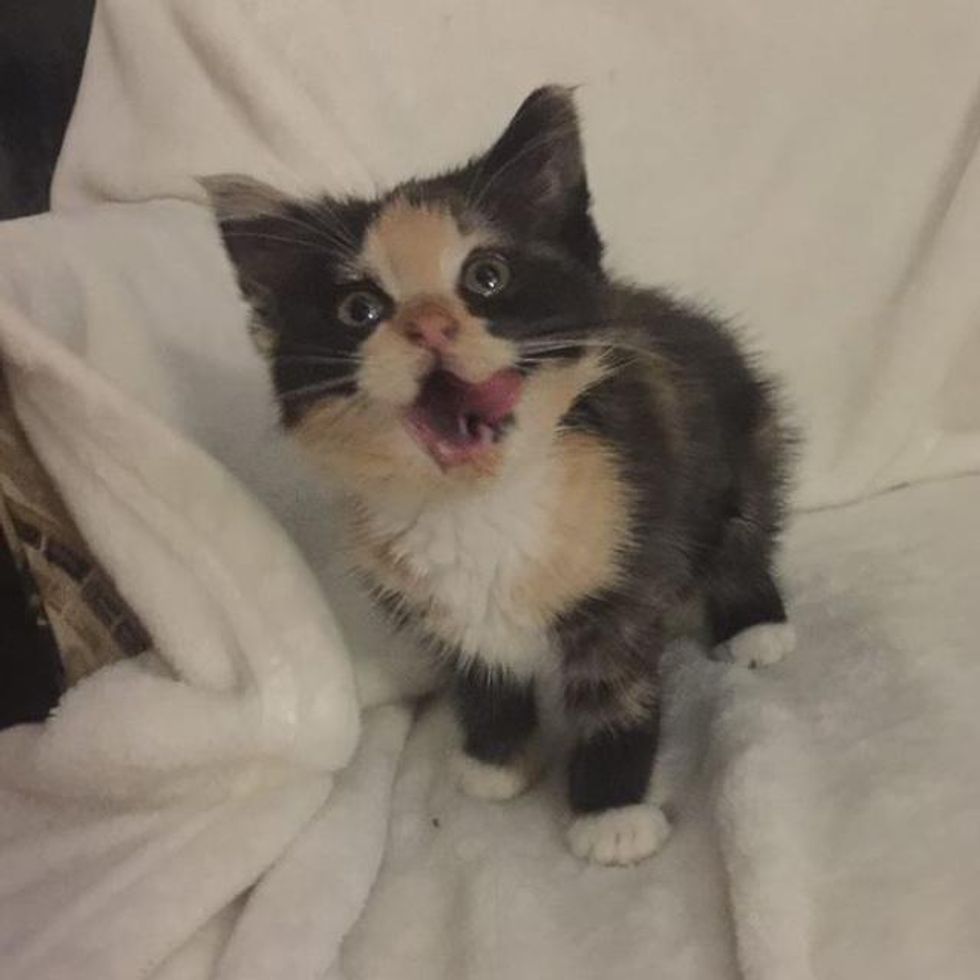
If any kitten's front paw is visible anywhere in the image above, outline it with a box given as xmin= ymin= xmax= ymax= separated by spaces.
xmin=726 ymin=622 xmax=796 ymax=669
xmin=453 ymin=749 xmax=538 ymax=802
xmin=567 ymin=804 xmax=670 ymax=866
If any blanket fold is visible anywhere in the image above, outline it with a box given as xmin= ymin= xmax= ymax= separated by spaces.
xmin=0 ymin=234 xmax=414 ymax=977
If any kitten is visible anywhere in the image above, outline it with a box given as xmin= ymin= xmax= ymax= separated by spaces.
xmin=204 ymin=86 xmax=795 ymax=866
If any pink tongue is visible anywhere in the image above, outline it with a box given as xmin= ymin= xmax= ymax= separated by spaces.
xmin=457 ymin=369 xmax=523 ymax=424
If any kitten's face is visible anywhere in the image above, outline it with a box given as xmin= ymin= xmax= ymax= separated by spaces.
xmin=206 ymin=87 xmax=607 ymax=494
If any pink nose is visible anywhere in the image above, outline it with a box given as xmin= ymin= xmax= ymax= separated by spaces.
xmin=399 ymin=303 xmax=460 ymax=350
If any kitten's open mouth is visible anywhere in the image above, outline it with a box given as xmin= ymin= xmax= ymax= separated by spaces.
xmin=405 ymin=368 xmax=523 ymax=468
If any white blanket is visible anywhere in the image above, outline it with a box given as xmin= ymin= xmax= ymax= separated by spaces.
xmin=0 ymin=202 xmax=425 ymax=980
xmin=54 ymin=0 xmax=980 ymax=508
xmin=344 ymin=473 xmax=980 ymax=980
xmin=1 ymin=1 xmax=979 ymax=977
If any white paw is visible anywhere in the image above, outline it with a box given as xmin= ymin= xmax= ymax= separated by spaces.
xmin=727 ymin=622 xmax=796 ymax=668
xmin=453 ymin=750 xmax=536 ymax=802
xmin=567 ymin=804 xmax=670 ymax=866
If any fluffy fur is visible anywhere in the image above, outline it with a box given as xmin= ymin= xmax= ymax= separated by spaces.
xmin=205 ymin=86 xmax=795 ymax=865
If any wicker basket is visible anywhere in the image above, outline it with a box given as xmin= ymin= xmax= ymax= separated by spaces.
xmin=0 ymin=374 xmax=151 ymax=688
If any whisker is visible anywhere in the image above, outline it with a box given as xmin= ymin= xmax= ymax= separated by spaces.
xmin=276 ymin=340 xmax=365 ymax=358
xmin=248 ymin=195 xmax=354 ymax=254
xmin=220 ymin=230 xmax=329 ymax=251
xmin=514 ymin=330 xmax=688 ymax=376
xmin=221 ymin=212 xmax=356 ymax=256
xmin=275 ymin=354 xmax=361 ymax=366
xmin=277 ymin=377 xmax=359 ymax=401
xmin=257 ymin=209 xmax=341 ymax=244
xmin=307 ymin=199 xmax=359 ymax=251
xmin=282 ymin=208 xmax=352 ymax=243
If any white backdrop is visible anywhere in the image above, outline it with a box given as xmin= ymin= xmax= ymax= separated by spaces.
xmin=55 ymin=0 xmax=980 ymax=509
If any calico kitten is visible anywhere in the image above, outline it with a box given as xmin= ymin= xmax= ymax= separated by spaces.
xmin=204 ymin=86 xmax=795 ymax=866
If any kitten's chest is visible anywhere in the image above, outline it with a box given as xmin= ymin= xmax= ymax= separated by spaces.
xmin=351 ymin=434 xmax=630 ymax=673
xmin=355 ymin=468 xmax=556 ymax=671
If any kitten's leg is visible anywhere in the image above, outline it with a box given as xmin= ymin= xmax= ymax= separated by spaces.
xmin=452 ymin=661 xmax=539 ymax=802
xmin=563 ymin=668 xmax=670 ymax=866
xmin=707 ymin=568 xmax=795 ymax=668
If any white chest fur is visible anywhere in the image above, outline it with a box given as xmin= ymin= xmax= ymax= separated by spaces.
xmin=356 ymin=459 xmax=560 ymax=675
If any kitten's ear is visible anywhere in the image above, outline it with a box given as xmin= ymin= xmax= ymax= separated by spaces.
xmin=200 ymin=174 xmax=303 ymax=305
xmin=482 ymin=86 xmax=585 ymax=207
xmin=201 ymin=173 xmax=288 ymax=221
xmin=475 ymin=87 xmax=600 ymax=263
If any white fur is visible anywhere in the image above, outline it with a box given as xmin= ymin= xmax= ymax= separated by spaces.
xmin=365 ymin=457 xmax=560 ymax=675
xmin=727 ymin=622 xmax=797 ymax=668
xmin=453 ymin=749 xmax=538 ymax=801
xmin=567 ymin=804 xmax=671 ymax=866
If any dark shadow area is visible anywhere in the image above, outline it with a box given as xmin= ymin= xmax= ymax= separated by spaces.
xmin=0 ymin=0 xmax=95 ymax=218
xmin=0 ymin=544 xmax=63 ymax=727
xmin=0 ymin=0 xmax=96 ymax=727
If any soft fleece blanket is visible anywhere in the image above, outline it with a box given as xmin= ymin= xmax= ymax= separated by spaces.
xmin=0 ymin=203 xmax=426 ymax=980
xmin=2 ymin=1 xmax=980 ymax=978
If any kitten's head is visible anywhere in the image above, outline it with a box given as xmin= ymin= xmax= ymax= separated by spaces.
xmin=205 ymin=86 xmax=609 ymax=495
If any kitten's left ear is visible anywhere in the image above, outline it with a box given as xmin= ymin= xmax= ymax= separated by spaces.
xmin=200 ymin=173 xmax=289 ymax=222
xmin=475 ymin=86 xmax=600 ymax=263
xmin=200 ymin=174 xmax=307 ymax=308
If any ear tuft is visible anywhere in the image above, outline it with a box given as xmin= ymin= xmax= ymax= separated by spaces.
xmin=199 ymin=174 xmax=288 ymax=222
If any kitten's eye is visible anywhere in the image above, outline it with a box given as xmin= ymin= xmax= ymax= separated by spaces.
xmin=461 ymin=253 xmax=511 ymax=298
xmin=337 ymin=290 xmax=386 ymax=328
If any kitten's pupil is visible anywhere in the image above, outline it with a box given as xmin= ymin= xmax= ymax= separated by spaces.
xmin=474 ymin=265 xmax=500 ymax=291
xmin=348 ymin=296 xmax=372 ymax=322
xmin=337 ymin=290 xmax=384 ymax=328
xmin=462 ymin=254 xmax=510 ymax=298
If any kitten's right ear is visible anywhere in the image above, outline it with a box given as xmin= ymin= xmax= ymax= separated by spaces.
xmin=200 ymin=174 xmax=302 ymax=305
xmin=473 ymin=87 xmax=603 ymax=266
xmin=482 ymin=86 xmax=586 ymax=211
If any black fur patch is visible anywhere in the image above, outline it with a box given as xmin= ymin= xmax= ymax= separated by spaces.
xmin=568 ymin=719 xmax=660 ymax=814
xmin=454 ymin=662 xmax=537 ymax=766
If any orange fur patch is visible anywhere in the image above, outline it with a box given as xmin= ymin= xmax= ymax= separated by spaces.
xmin=292 ymin=395 xmax=423 ymax=490
xmin=511 ymin=429 xmax=632 ymax=623
xmin=361 ymin=198 xmax=479 ymax=301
